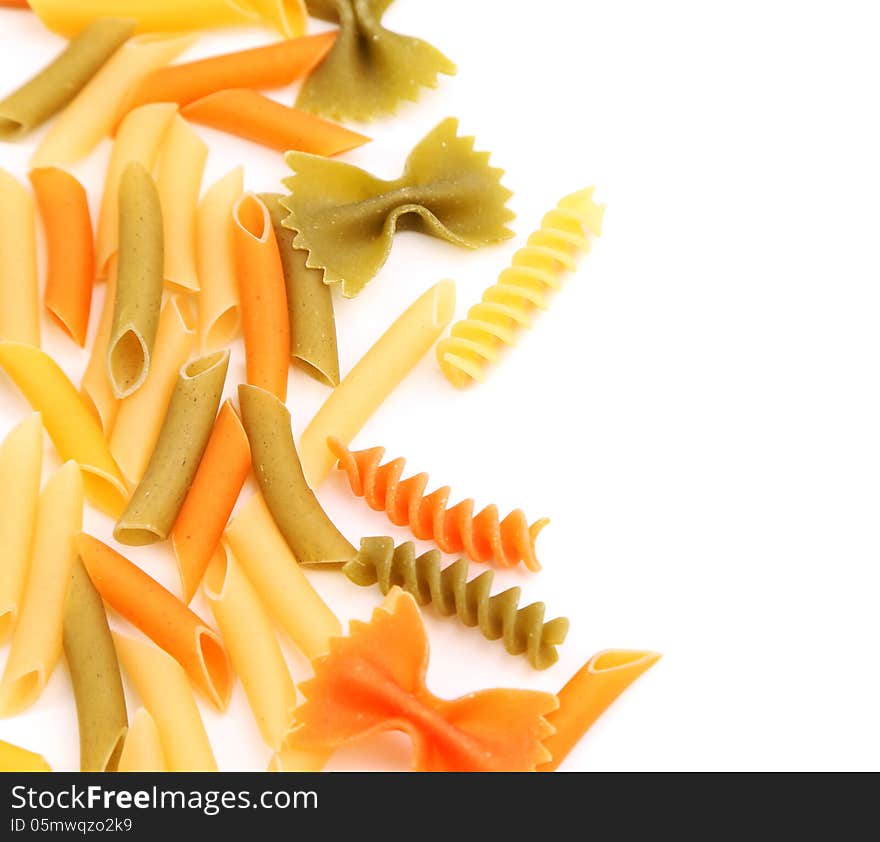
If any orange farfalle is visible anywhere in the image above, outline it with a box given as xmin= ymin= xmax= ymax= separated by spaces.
xmin=285 ymin=588 xmax=558 ymax=772
xmin=329 ymin=437 xmax=547 ymax=572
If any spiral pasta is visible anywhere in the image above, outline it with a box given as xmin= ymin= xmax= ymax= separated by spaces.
xmin=343 ymin=537 xmax=568 ymax=669
xmin=437 ymin=188 xmax=605 ymax=388
xmin=329 ymin=437 xmax=547 ymax=572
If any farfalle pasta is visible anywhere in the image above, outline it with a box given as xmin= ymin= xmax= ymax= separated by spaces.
xmin=281 ymin=118 xmax=514 ymax=297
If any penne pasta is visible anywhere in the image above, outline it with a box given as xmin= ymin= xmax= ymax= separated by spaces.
xmin=29 ymin=167 xmax=94 ymax=347
xmin=182 ymin=89 xmax=370 ymax=156
xmin=31 ymin=33 xmax=194 ymax=168
xmin=0 ymin=740 xmax=51 ymax=772
xmin=78 ymin=534 xmax=233 ymax=711
xmin=0 ymin=414 xmax=43 ymax=644
xmin=63 ymin=558 xmax=128 ymax=772
xmin=110 ymin=295 xmax=197 ymax=488
xmin=239 ymin=384 xmax=354 ymax=565
xmin=299 ymin=280 xmax=456 ymax=486
xmin=204 ymin=546 xmax=297 ymax=750
xmin=0 ymin=169 xmax=40 ymax=347
xmin=0 ymin=341 xmax=128 ymax=517
xmin=80 ymin=261 xmax=120 ymax=434
xmin=233 ymin=194 xmax=290 ymax=401
xmin=113 ymin=633 xmax=217 ymax=771
xmin=0 ymin=18 xmax=135 ymax=139
xmin=115 ymin=350 xmax=229 ymax=545
xmin=155 ymin=115 xmax=206 ymax=293
xmin=171 ymin=399 xmax=250 ymax=603
xmin=108 ymin=161 xmax=164 ymax=399
xmin=197 ymin=168 xmax=242 ymax=350
xmin=0 ymin=462 xmax=83 ymax=717
xmin=118 ymin=708 xmax=166 ymax=772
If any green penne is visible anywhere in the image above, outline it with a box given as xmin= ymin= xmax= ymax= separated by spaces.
xmin=63 ymin=557 xmax=128 ymax=772
xmin=0 ymin=18 xmax=135 ymax=140
xmin=114 ymin=350 xmax=229 ymax=546
xmin=108 ymin=161 xmax=164 ymax=399
xmin=260 ymin=193 xmax=340 ymax=388
xmin=238 ymin=384 xmax=355 ymax=565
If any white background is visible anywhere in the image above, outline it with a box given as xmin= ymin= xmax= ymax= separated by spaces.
xmin=0 ymin=0 xmax=878 ymax=772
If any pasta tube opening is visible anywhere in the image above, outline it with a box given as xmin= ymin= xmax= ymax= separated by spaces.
xmin=195 ymin=627 xmax=232 ymax=711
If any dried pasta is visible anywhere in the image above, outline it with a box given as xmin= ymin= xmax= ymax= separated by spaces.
xmin=281 ymin=118 xmax=512 ymax=296
xmin=438 ymin=189 xmax=605 ymax=387
xmin=78 ymin=534 xmax=233 ymax=711
xmin=344 ymin=537 xmax=569 ymax=669
xmin=0 ymin=740 xmax=51 ymax=772
xmin=0 ymin=169 xmax=39 ymax=347
xmin=80 ymin=262 xmax=120 ymax=433
xmin=330 ymin=438 xmax=548 ymax=572
xmin=0 ymin=18 xmax=134 ymax=139
xmin=238 ymin=384 xmax=355 ymax=565
xmin=115 ymin=350 xmax=229 ymax=545
xmin=297 ymin=0 xmax=456 ymax=121
xmin=298 ymin=280 xmax=455 ymax=487
xmin=118 ymin=708 xmax=166 ymax=772
xmin=63 ymin=558 xmax=128 ymax=772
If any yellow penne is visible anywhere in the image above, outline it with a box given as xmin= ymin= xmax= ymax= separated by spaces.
xmin=0 ymin=740 xmax=51 ymax=772
xmin=113 ymin=633 xmax=217 ymax=772
xmin=0 ymin=169 xmax=40 ymax=347
xmin=80 ymin=260 xmax=120 ymax=434
xmin=156 ymin=115 xmax=206 ymax=292
xmin=0 ymin=414 xmax=42 ymax=644
xmin=197 ymin=167 xmax=243 ymax=350
xmin=298 ymin=280 xmax=455 ymax=487
xmin=204 ymin=546 xmax=297 ymax=750
xmin=94 ymin=102 xmax=177 ymax=279
xmin=0 ymin=462 xmax=83 ymax=717
xmin=110 ymin=295 xmax=197 ymax=488
xmin=118 ymin=708 xmax=167 ymax=772
xmin=32 ymin=34 xmax=193 ymax=168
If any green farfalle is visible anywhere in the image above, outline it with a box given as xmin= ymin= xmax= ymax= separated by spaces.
xmin=298 ymin=0 xmax=456 ymax=121
xmin=280 ymin=117 xmax=514 ymax=297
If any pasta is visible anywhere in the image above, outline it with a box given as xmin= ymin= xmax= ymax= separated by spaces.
xmin=29 ymin=168 xmax=94 ymax=347
xmin=171 ymin=400 xmax=251 ymax=603
xmin=115 ymin=350 xmax=229 ymax=545
xmin=80 ymin=261 xmax=120 ymax=433
xmin=0 ymin=18 xmax=135 ymax=139
xmin=123 ymin=33 xmax=336 ymax=113
xmin=31 ymin=34 xmax=194 ymax=168
xmin=118 ymin=708 xmax=166 ymax=772
xmin=182 ymin=88 xmax=370 ymax=156
xmin=0 ymin=414 xmax=42 ymax=644
xmin=107 ymin=161 xmax=164 ymax=399
xmin=63 ymin=558 xmax=128 ymax=772
xmin=0 ymin=740 xmax=51 ymax=772
xmin=95 ymin=102 xmax=177 ymax=279
xmin=238 ymin=384 xmax=355 ymax=565
xmin=286 ymin=588 xmax=558 ymax=771
xmin=0 ymin=462 xmax=83 ymax=717
xmin=298 ymin=280 xmax=455 ymax=487
xmin=110 ymin=295 xmax=197 ymax=488
xmin=224 ymin=493 xmax=342 ymax=660
xmin=538 ymin=650 xmax=662 ymax=771
xmin=438 ymin=189 xmax=606 ymax=387
xmin=197 ymin=168 xmax=243 ymax=350
xmin=29 ymin=0 xmax=306 ymax=37
xmin=281 ymin=118 xmax=512 ymax=296
xmin=78 ymin=534 xmax=233 ymax=711
xmin=233 ymin=194 xmax=290 ymax=401
xmin=262 ymin=193 xmax=339 ymax=387
xmin=155 ymin=115 xmax=207 ymax=293
xmin=113 ymin=633 xmax=217 ymax=771
xmin=296 ymin=0 xmax=456 ymax=122
xmin=0 ymin=169 xmax=39 ymax=347
xmin=204 ymin=547 xmax=297 ymax=750
xmin=0 ymin=342 xmax=128 ymax=517
xmin=330 ymin=438 xmax=548 ymax=572
xmin=344 ymin=537 xmax=569 ymax=669
xmin=0 ymin=0 xmax=29 ymax=7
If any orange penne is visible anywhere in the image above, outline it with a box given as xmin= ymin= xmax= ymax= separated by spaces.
xmin=0 ymin=0 xmax=29 ymax=7
xmin=76 ymin=533 xmax=233 ymax=711
xmin=29 ymin=168 xmax=94 ymax=347
xmin=538 ymin=650 xmax=661 ymax=771
xmin=233 ymin=194 xmax=290 ymax=401
xmin=182 ymin=89 xmax=370 ymax=156
xmin=171 ymin=400 xmax=251 ymax=603
xmin=122 ymin=33 xmax=336 ymax=116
